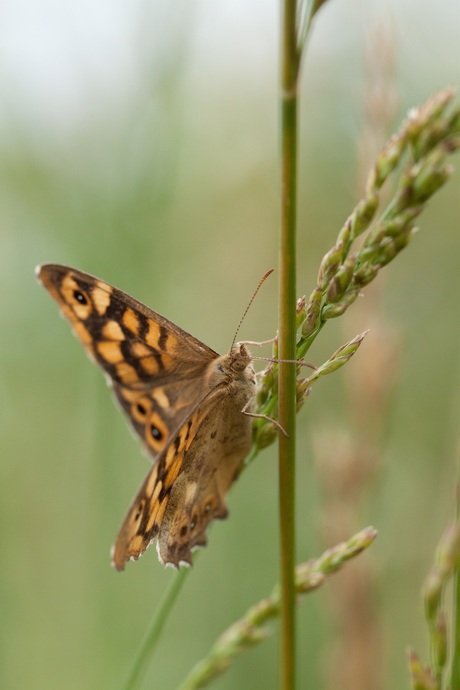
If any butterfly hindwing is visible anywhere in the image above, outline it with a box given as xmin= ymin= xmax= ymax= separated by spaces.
xmin=112 ymin=375 xmax=254 ymax=569
xmin=111 ymin=408 xmax=203 ymax=569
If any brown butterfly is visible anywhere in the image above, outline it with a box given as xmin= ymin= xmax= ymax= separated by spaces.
xmin=37 ymin=264 xmax=258 ymax=569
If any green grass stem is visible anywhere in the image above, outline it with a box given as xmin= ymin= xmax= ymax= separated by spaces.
xmin=176 ymin=528 xmax=377 ymax=690
xmin=278 ymin=1 xmax=327 ymax=686
xmin=279 ymin=0 xmax=300 ymax=686
xmin=120 ymin=566 xmax=190 ymax=690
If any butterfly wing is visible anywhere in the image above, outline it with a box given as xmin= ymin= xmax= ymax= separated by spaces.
xmin=37 ymin=264 xmax=219 ymax=459
xmin=112 ymin=372 xmax=253 ymax=570
xmin=38 ymin=264 xmax=255 ymax=570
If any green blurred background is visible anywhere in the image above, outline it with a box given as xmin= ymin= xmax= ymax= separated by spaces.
xmin=1 ymin=0 xmax=459 ymax=688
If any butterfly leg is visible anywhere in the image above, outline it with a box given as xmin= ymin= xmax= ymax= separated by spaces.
xmin=241 ymin=399 xmax=288 ymax=437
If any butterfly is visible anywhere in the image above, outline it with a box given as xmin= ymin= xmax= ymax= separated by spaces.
xmin=37 ymin=264 xmax=258 ymax=569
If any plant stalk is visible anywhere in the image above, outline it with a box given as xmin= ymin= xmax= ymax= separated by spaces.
xmin=279 ymin=0 xmax=299 ymax=688
xmin=121 ymin=567 xmax=190 ymax=690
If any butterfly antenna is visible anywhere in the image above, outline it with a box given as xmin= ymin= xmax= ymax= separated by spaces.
xmin=231 ymin=268 xmax=274 ymax=350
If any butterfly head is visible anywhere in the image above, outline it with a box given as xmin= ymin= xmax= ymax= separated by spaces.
xmin=207 ymin=344 xmax=253 ymax=391
xmin=228 ymin=342 xmax=252 ymax=374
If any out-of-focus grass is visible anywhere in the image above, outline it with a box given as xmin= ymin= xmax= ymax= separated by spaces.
xmin=0 ymin=2 xmax=459 ymax=689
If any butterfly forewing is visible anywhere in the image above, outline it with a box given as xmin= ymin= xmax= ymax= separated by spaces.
xmin=37 ymin=264 xmax=219 ymax=458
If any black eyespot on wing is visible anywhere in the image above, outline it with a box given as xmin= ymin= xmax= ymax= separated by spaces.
xmin=151 ymin=424 xmax=163 ymax=441
xmin=136 ymin=402 xmax=147 ymax=416
xmin=73 ymin=289 xmax=88 ymax=305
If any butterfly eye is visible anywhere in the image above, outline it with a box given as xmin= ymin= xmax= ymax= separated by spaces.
xmin=190 ymin=519 xmax=196 ymax=530
xmin=73 ymin=290 xmax=88 ymax=305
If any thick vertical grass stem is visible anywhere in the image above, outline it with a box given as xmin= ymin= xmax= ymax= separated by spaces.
xmin=279 ymin=0 xmax=299 ymax=688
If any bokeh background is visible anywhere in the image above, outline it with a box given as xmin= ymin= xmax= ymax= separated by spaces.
xmin=1 ymin=0 xmax=459 ymax=688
